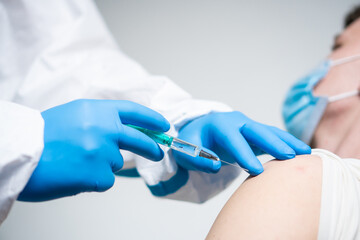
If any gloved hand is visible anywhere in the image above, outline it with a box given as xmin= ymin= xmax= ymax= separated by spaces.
xmin=172 ymin=111 xmax=311 ymax=175
xmin=18 ymin=99 xmax=170 ymax=201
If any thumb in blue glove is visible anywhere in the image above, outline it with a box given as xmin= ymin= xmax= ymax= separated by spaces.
xmin=18 ymin=99 xmax=170 ymax=201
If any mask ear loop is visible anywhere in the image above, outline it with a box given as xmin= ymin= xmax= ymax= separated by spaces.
xmin=328 ymin=54 xmax=360 ymax=101
xmin=329 ymin=54 xmax=360 ymax=67
xmin=328 ymin=90 xmax=360 ymax=102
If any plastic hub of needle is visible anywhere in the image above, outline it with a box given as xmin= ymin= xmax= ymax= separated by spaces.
xmin=199 ymin=150 xmax=219 ymax=161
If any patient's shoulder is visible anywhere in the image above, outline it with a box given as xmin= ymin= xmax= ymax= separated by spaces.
xmin=207 ymin=155 xmax=322 ymax=240
xmin=263 ymin=153 xmax=322 ymax=179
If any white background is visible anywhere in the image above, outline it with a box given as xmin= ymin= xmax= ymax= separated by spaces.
xmin=0 ymin=0 xmax=358 ymax=239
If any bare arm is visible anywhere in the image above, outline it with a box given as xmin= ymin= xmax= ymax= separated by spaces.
xmin=207 ymin=155 xmax=322 ymax=240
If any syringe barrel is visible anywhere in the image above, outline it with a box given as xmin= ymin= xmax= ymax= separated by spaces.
xmin=170 ymin=137 xmax=200 ymax=157
xmin=127 ymin=124 xmax=173 ymax=147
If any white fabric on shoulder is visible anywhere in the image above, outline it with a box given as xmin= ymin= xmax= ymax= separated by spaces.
xmin=312 ymin=149 xmax=360 ymax=240
xmin=0 ymin=101 xmax=44 ymax=224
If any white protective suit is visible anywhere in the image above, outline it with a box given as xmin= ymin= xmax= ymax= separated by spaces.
xmin=0 ymin=0 xmax=240 ymax=224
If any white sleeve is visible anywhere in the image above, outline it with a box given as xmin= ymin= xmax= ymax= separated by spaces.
xmin=1 ymin=0 xmax=240 ymax=203
xmin=0 ymin=101 xmax=44 ymax=224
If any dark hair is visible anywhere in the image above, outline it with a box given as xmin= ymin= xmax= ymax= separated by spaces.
xmin=332 ymin=6 xmax=360 ymax=50
xmin=345 ymin=5 xmax=360 ymax=28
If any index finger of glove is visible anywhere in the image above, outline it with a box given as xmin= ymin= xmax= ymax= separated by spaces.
xmin=268 ymin=126 xmax=311 ymax=155
xmin=241 ymin=122 xmax=296 ymax=160
xmin=111 ymin=100 xmax=170 ymax=132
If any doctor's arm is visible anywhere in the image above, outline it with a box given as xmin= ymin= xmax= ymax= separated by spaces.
xmin=0 ymin=101 xmax=44 ymax=224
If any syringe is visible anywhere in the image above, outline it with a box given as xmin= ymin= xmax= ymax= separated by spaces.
xmin=127 ymin=124 xmax=240 ymax=168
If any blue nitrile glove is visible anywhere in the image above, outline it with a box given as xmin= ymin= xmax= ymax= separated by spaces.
xmin=172 ymin=111 xmax=310 ymax=175
xmin=18 ymin=99 xmax=170 ymax=202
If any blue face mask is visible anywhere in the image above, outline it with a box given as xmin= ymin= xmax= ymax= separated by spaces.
xmin=283 ymin=55 xmax=360 ymax=144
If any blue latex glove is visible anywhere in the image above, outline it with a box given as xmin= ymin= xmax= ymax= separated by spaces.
xmin=172 ymin=111 xmax=311 ymax=175
xmin=18 ymin=99 xmax=170 ymax=201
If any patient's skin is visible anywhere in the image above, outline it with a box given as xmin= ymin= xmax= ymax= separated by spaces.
xmin=206 ymin=155 xmax=322 ymax=240
xmin=312 ymin=18 xmax=360 ymax=158
xmin=207 ymin=17 xmax=360 ymax=240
